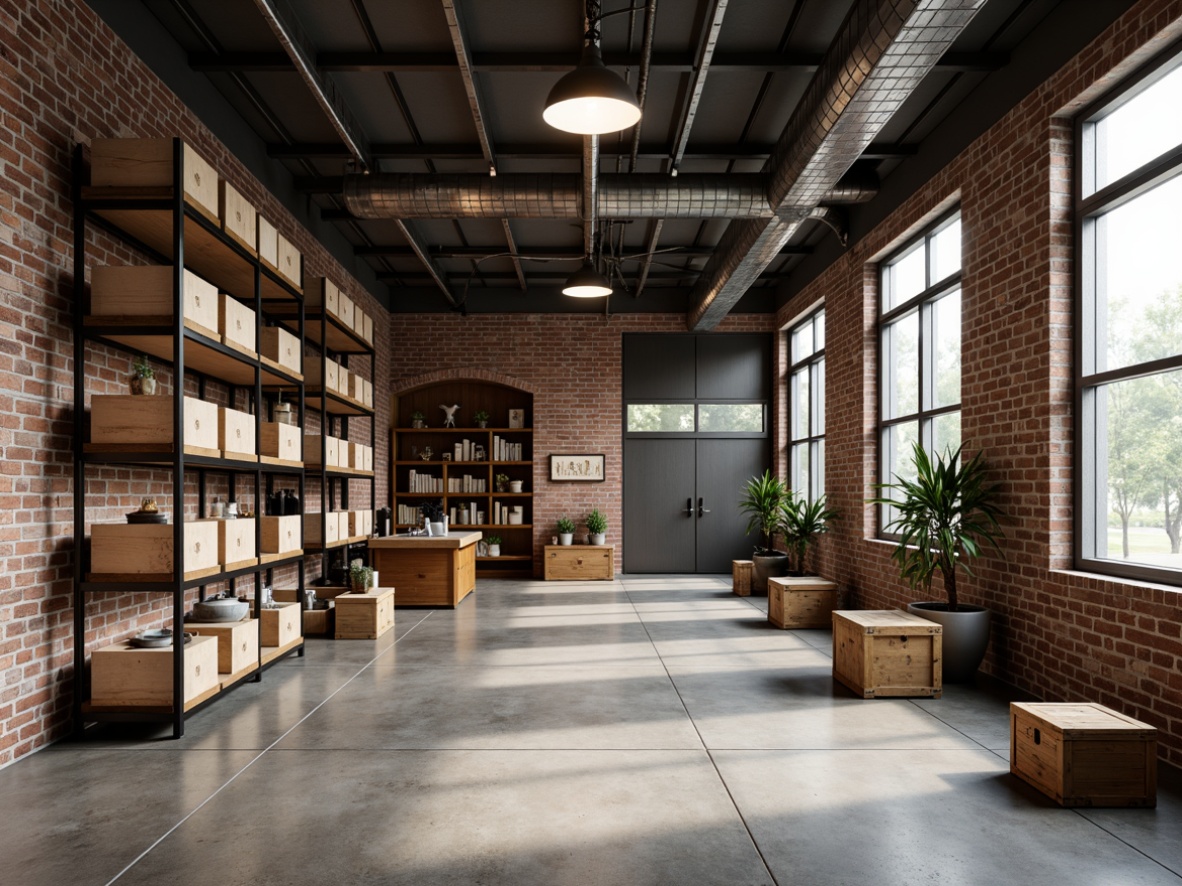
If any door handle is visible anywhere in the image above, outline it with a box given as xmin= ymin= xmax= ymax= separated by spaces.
xmin=682 ymin=497 xmax=694 ymax=517
xmin=698 ymin=497 xmax=711 ymax=518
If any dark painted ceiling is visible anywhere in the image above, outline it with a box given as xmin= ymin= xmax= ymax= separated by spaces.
xmin=89 ymin=0 xmax=1135 ymax=320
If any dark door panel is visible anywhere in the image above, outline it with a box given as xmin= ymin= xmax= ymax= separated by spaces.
xmin=622 ymin=334 xmax=696 ymax=400
xmin=696 ymin=334 xmax=772 ymax=400
xmin=695 ymin=438 xmax=769 ymax=573
xmin=623 ymin=439 xmax=696 ymax=572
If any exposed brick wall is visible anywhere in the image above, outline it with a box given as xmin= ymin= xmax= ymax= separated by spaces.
xmin=387 ymin=313 xmax=776 ymax=575
xmin=776 ymin=0 xmax=1182 ymax=765
xmin=0 ymin=0 xmax=386 ymax=766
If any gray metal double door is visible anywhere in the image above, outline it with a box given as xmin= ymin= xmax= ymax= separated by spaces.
xmin=623 ymin=333 xmax=771 ymax=573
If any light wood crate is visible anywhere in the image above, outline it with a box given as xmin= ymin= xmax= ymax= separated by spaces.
xmin=90 ymin=634 xmax=219 ymax=708
xmin=260 ymin=421 xmax=301 ymax=462
xmin=259 ymin=602 xmax=302 ymax=648
xmin=361 ymin=311 xmax=373 ymax=344
xmin=768 ymin=576 xmax=838 ymax=629
xmin=305 ymin=276 xmax=341 ymax=319
xmin=90 ymin=521 xmax=219 ymax=579
xmin=257 ymin=216 xmax=278 ymax=269
xmin=337 ymin=291 xmax=355 ymax=332
xmin=304 ymin=434 xmax=339 ymax=467
xmin=260 ymin=515 xmax=301 ymax=554
xmin=90 ymin=138 xmax=218 ymax=221
xmin=832 ymin=610 xmax=942 ymax=698
xmin=335 ymin=587 xmax=395 ymax=640
xmin=305 ymin=513 xmax=340 ymax=546
xmin=732 ymin=559 xmax=752 ymax=596
xmin=306 ymin=357 xmax=341 ymax=394
xmin=218 ymin=406 xmax=256 ymax=462
xmin=209 ymin=516 xmax=256 ymax=570
xmin=260 ymin=325 xmax=301 ymax=376
xmin=275 ymin=230 xmax=302 ymax=289
xmin=90 ymin=265 xmax=220 ymax=337
xmin=90 ymin=395 xmax=219 ymax=455
xmin=349 ymin=510 xmax=373 ymax=537
xmin=544 ymin=545 xmax=614 ymax=580
xmin=1011 ymin=702 xmax=1157 ymax=807
xmin=218 ymin=293 xmax=256 ymax=355
xmin=218 ymin=180 xmax=256 ymax=254
xmin=184 ymin=617 xmax=259 ymax=675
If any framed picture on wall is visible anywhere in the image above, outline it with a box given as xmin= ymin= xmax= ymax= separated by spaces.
xmin=549 ymin=454 xmax=605 ymax=482
xmin=508 ymin=408 xmax=525 ymax=429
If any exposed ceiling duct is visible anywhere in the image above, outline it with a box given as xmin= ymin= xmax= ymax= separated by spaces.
xmin=686 ymin=0 xmax=986 ymax=329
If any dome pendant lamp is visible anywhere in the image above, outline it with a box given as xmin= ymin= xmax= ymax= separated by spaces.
xmin=562 ymin=260 xmax=613 ymax=298
xmin=543 ymin=4 xmax=641 ymax=135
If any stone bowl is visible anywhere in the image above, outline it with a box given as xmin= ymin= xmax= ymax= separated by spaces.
xmin=189 ymin=598 xmax=249 ymax=622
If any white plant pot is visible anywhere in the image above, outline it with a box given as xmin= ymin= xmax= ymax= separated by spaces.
xmin=429 ymin=522 xmax=445 ymax=537
xmin=590 ymin=533 xmax=606 ymax=546
xmin=558 ymin=533 xmax=573 ymax=546
xmin=488 ymin=545 xmax=500 ymax=557
xmin=509 ymin=481 xmax=523 ymax=493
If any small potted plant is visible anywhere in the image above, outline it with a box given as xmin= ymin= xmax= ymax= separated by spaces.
xmin=556 ymin=517 xmax=575 ymax=545
xmin=585 ymin=508 xmax=607 ymax=545
xmin=739 ymin=470 xmax=788 ymax=592
xmin=349 ymin=558 xmax=374 ymax=593
xmin=485 ymin=534 xmax=501 ymax=556
xmin=495 ymin=472 xmax=509 ymax=493
xmin=779 ymin=494 xmax=839 ymax=575
xmin=474 ymin=409 xmax=490 ymax=428
xmin=410 ymin=410 xmax=425 ymax=429
xmin=129 ymin=355 xmax=156 ymax=395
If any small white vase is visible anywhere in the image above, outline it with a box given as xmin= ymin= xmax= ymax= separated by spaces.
xmin=488 ymin=544 xmax=500 ymax=557
xmin=558 ymin=533 xmax=573 ymax=546
xmin=509 ymin=480 xmax=523 ymax=493
xmin=430 ymin=522 xmax=445 ymax=536
xmin=590 ymin=533 xmax=606 ymax=546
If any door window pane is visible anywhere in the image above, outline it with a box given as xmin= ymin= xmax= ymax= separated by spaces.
xmin=698 ymin=404 xmax=763 ymax=432
xmin=627 ymin=404 xmax=694 ymax=432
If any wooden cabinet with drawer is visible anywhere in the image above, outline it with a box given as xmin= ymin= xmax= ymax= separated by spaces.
xmin=544 ymin=545 xmax=615 ymax=581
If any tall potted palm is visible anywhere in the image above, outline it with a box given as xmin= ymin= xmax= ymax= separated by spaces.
xmin=869 ymin=442 xmax=1005 ymax=682
xmin=779 ymin=494 xmax=839 ymax=575
xmin=739 ymin=470 xmax=788 ymax=592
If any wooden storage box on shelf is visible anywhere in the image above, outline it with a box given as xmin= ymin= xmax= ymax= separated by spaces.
xmin=1010 ymin=702 xmax=1157 ymax=807
xmin=363 ymin=379 xmax=373 ymax=409
xmin=260 ymin=421 xmax=302 ymax=463
xmin=218 ymin=406 xmax=256 ymax=462
xmin=90 ymin=138 xmax=219 ymax=222
xmin=361 ymin=311 xmax=373 ymax=345
xmin=362 ymin=443 xmax=373 ymax=471
xmin=260 ymin=514 xmax=301 ymax=555
xmin=90 ymin=395 xmax=220 ymax=457
xmin=305 ymin=513 xmax=341 ymax=546
xmin=306 ymin=357 xmax=341 ymax=394
xmin=257 ymin=216 xmax=278 ymax=269
xmin=336 ymin=291 xmax=355 ymax=332
xmin=349 ymin=510 xmax=373 ymax=538
xmin=218 ymin=180 xmax=256 ymax=254
xmin=732 ymin=560 xmax=752 ymax=596
xmin=90 ymin=520 xmax=220 ymax=580
xmin=336 ymin=511 xmax=352 ymax=540
xmin=184 ymin=616 xmax=259 ymax=677
xmin=218 ymin=293 xmax=256 ymax=356
xmin=90 ymin=265 xmax=219 ymax=338
xmin=832 ymin=610 xmax=942 ymax=698
xmin=767 ymin=576 xmax=838 ymax=629
xmin=335 ymin=587 xmax=395 ymax=640
xmin=306 ymin=277 xmax=342 ymax=323
xmin=260 ymin=325 xmax=301 ymax=377
xmin=275 ymin=231 xmax=302 ymax=289
xmin=212 ymin=516 xmax=257 ymax=571
xmin=304 ymin=434 xmax=340 ymax=467
xmin=90 ymin=634 xmax=219 ymax=709
xmin=544 ymin=545 xmax=614 ymax=581
xmin=272 ymin=585 xmax=348 ymax=635
xmin=259 ymin=601 xmax=302 ymax=648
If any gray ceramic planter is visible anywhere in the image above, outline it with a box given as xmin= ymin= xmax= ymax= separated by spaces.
xmin=751 ymin=552 xmax=788 ymax=594
xmin=907 ymin=602 xmax=991 ymax=683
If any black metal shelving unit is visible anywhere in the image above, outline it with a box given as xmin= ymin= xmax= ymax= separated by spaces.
xmin=71 ymin=139 xmax=308 ymax=739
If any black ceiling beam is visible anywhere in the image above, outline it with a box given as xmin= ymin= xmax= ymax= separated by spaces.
xmin=192 ymin=50 xmax=1006 ymax=75
xmin=375 ymin=271 xmax=786 ymax=284
xmin=355 ymin=244 xmax=811 ymax=258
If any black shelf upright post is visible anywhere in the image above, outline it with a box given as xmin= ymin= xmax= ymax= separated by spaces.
xmin=170 ymin=137 xmax=187 ymax=739
xmin=71 ymin=145 xmax=87 ymax=740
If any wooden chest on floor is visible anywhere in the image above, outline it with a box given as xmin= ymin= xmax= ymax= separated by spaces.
xmin=1010 ymin=702 xmax=1157 ymax=807
xmin=832 ymin=610 xmax=942 ymax=698
xmin=335 ymin=587 xmax=395 ymax=640
xmin=544 ymin=545 xmax=614 ymax=580
xmin=90 ymin=634 xmax=219 ymax=708
xmin=732 ymin=559 xmax=752 ymax=596
xmin=184 ymin=617 xmax=259 ymax=676
xmin=767 ymin=576 xmax=838 ymax=629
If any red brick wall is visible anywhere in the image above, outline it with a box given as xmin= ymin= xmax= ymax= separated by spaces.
xmin=387 ymin=313 xmax=776 ymax=575
xmin=776 ymin=0 xmax=1182 ymax=765
xmin=0 ymin=0 xmax=386 ymax=766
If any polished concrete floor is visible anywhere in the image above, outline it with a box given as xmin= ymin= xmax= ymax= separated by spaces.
xmin=4 ymin=576 xmax=1182 ymax=885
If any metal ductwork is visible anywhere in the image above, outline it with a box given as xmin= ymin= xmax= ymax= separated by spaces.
xmin=686 ymin=0 xmax=985 ymax=329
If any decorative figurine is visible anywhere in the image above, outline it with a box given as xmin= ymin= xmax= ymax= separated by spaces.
xmin=440 ymin=403 xmax=460 ymax=427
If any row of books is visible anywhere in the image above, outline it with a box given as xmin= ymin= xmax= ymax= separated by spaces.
xmin=447 ymin=475 xmax=487 ymax=493
xmin=492 ymin=436 xmax=524 ymax=461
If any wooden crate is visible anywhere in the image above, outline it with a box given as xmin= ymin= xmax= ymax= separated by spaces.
xmin=218 ymin=406 xmax=256 ymax=462
xmin=260 ymin=514 xmax=301 ymax=554
xmin=768 ymin=576 xmax=838 ymax=629
xmin=90 ymin=138 xmax=218 ymax=222
xmin=832 ymin=610 xmax=942 ymax=698
xmin=362 ymin=442 xmax=373 ymax=471
xmin=257 ymin=216 xmax=278 ymax=269
xmin=90 ymin=634 xmax=219 ymax=708
xmin=260 ymin=421 xmax=301 ymax=462
xmin=304 ymin=434 xmax=339 ymax=467
xmin=275 ymin=230 xmax=302 ymax=289
xmin=306 ymin=357 xmax=341 ymax=394
xmin=90 ymin=395 xmax=220 ymax=455
xmin=210 ymin=516 xmax=256 ymax=571
xmin=349 ymin=509 xmax=373 ymax=538
xmin=272 ymin=585 xmax=351 ymax=604
xmin=337 ymin=290 xmax=355 ymax=332
xmin=185 ymin=617 xmax=259 ymax=675
xmin=349 ymin=373 xmax=366 ymax=405
xmin=90 ymin=265 xmax=220 ymax=337
xmin=90 ymin=520 xmax=220 ymax=578
xmin=544 ymin=545 xmax=614 ymax=580
xmin=218 ymin=180 xmax=256 ymax=254
xmin=732 ymin=559 xmax=752 ymax=596
xmin=259 ymin=602 xmax=301 ymax=648
xmin=362 ymin=378 xmax=373 ymax=408
xmin=260 ymin=325 xmax=301 ymax=376
xmin=361 ymin=311 xmax=373 ymax=345
xmin=301 ymin=606 xmax=335 ymax=636
xmin=305 ymin=276 xmax=341 ymax=319
xmin=335 ymin=511 xmax=351 ymax=540
xmin=1011 ymin=702 xmax=1157 ymax=807
xmin=219 ymin=293 xmax=256 ymax=355
xmin=335 ymin=587 xmax=395 ymax=640
xmin=305 ymin=512 xmax=340 ymax=546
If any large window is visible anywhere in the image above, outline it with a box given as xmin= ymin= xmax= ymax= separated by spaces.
xmin=878 ymin=211 xmax=962 ymax=530
xmin=787 ymin=307 xmax=825 ymax=501
xmin=1077 ymin=50 xmax=1182 ymax=582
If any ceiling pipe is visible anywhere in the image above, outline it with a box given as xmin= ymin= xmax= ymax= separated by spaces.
xmin=686 ymin=0 xmax=985 ymax=330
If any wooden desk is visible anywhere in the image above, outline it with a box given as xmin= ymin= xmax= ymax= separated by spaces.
xmin=369 ymin=532 xmax=480 ymax=607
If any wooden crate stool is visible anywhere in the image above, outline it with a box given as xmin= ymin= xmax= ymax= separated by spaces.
xmin=732 ymin=560 xmax=753 ymax=596
xmin=832 ymin=609 xmax=942 ymax=698
xmin=1010 ymin=702 xmax=1157 ymax=807
xmin=767 ymin=576 xmax=837 ymax=628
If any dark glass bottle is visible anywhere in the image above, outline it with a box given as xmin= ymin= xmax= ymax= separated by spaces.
xmin=283 ymin=489 xmax=301 ymax=515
